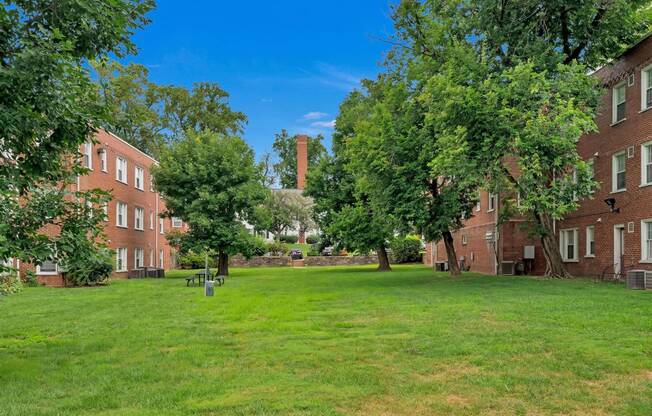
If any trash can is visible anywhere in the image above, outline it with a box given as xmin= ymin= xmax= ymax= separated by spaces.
xmin=205 ymin=279 xmax=214 ymax=297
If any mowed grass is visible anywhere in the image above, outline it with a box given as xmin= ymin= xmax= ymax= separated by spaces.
xmin=2 ymin=265 xmax=652 ymax=415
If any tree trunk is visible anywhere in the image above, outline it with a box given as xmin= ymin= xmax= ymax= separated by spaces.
xmin=442 ymin=230 xmax=461 ymax=276
xmin=535 ymin=212 xmax=571 ymax=278
xmin=377 ymin=244 xmax=392 ymax=272
xmin=217 ymin=252 xmax=229 ymax=277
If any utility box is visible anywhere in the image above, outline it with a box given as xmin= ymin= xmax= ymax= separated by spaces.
xmin=205 ymin=280 xmax=215 ymax=297
xmin=627 ymin=270 xmax=646 ymax=290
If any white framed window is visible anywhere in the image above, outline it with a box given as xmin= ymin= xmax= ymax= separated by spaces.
xmin=116 ymin=202 xmax=127 ymax=228
xmin=150 ymin=211 xmax=154 ymax=230
xmin=642 ymin=220 xmax=652 ymax=262
xmin=36 ymin=260 xmax=58 ymax=275
xmin=99 ymin=149 xmax=107 ymax=172
xmin=585 ymin=226 xmax=595 ymax=257
xmin=134 ymin=207 xmax=144 ymax=230
xmin=135 ymin=166 xmax=144 ymax=190
xmin=134 ymin=248 xmax=144 ymax=269
xmin=116 ymin=248 xmax=127 ymax=272
xmin=116 ymin=157 xmax=127 ymax=184
xmin=487 ymin=192 xmax=496 ymax=212
xmin=612 ymin=151 xmax=626 ymax=192
xmin=172 ymin=217 xmax=182 ymax=228
xmin=641 ymin=142 xmax=652 ymax=186
xmin=83 ymin=141 xmax=93 ymax=170
xmin=612 ymin=82 xmax=626 ymax=124
xmin=560 ymin=228 xmax=578 ymax=262
xmin=159 ymin=218 xmax=164 ymax=234
xmin=149 ymin=249 xmax=154 ymax=267
xmin=641 ymin=65 xmax=652 ymax=111
xmin=159 ymin=249 xmax=164 ymax=268
xmin=102 ymin=201 xmax=109 ymax=222
xmin=461 ymin=235 xmax=468 ymax=245
xmin=475 ymin=200 xmax=481 ymax=211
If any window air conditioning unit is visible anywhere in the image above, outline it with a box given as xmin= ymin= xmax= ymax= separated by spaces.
xmin=627 ymin=270 xmax=646 ymax=289
xmin=501 ymin=261 xmax=515 ymax=275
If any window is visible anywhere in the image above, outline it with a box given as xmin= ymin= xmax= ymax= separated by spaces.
xmin=135 ymin=166 xmax=144 ymax=190
xmin=586 ymin=226 xmax=595 ymax=257
xmin=102 ymin=201 xmax=109 ymax=222
xmin=641 ymin=65 xmax=652 ymax=110
xmin=560 ymin=229 xmax=578 ymax=262
xmin=116 ymin=157 xmax=127 ymax=183
xmin=612 ymin=152 xmax=626 ymax=192
xmin=642 ymin=142 xmax=652 ymax=186
xmin=134 ymin=207 xmax=144 ymax=230
xmin=83 ymin=142 xmax=93 ymax=169
xmin=134 ymin=248 xmax=144 ymax=269
xmin=149 ymin=249 xmax=154 ymax=267
xmin=172 ymin=217 xmax=182 ymax=228
xmin=116 ymin=248 xmax=127 ymax=272
xmin=487 ymin=192 xmax=496 ymax=211
xmin=116 ymin=202 xmax=127 ymax=227
xmin=150 ymin=211 xmax=154 ymax=230
xmin=159 ymin=249 xmax=164 ymax=268
xmin=461 ymin=235 xmax=468 ymax=245
xmin=642 ymin=220 xmax=652 ymax=262
xmin=612 ymin=82 xmax=626 ymax=123
xmin=159 ymin=217 xmax=164 ymax=234
xmin=99 ymin=149 xmax=107 ymax=172
xmin=149 ymin=176 xmax=155 ymax=192
xmin=37 ymin=260 xmax=58 ymax=275
xmin=475 ymin=200 xmax=481 ymax=212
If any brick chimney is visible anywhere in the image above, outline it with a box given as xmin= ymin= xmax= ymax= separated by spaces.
xmin=296 ymin=134 xmax=308 ymax=190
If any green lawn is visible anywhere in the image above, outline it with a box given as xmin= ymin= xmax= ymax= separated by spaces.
xmin=2 ymin=265 xmax=652 ymax=415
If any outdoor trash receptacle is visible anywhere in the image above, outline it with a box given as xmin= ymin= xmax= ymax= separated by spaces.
xmin=205 ymin=280 xmax=214 ymax=296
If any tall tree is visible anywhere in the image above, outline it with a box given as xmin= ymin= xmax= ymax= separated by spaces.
xmin=389 ymin=0 xmax=651 ymax=277
xmin=305 ymin=90 xmax=395 ymax=271
xmin=0 ymin=0 xmax=153 ymax=282
xmin=272 ymin=129 xmax=327 ymax=188
xmin=152 ymin=131 xmax=267 ymax=277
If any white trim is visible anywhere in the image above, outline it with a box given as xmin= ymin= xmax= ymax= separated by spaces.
xmin=134 ymin=207 xmax=145 ymax=231
xmin=83 ymin=141 xmax=93 ymax=170
xmin=134 ymin=166 xmax=144 ymax=191
xmin=99 ymin=148 xmax=108 ymax=172
xmin=116 ymin=247 xmax=128 ymax=272
xmin=106 ymin=130 xmax=159 ymax=164
xmin=641 ymin=141 xmax=652 ymax=186
xmin=641 ymin=219 xmax=652 ymax=262
xmin=36 ymin=260 xmax=58 ymax=276
xmin=159 ymin=217 xmax=164 ymax=235
xmin=612 ymin=81 xmax=626 ymax=124
xmin=116 ymin=156 xmax=128 ymax=184
xmin=585 ymin=225 xmax=595 ymax=257
xmin=612 ymin=151 xmax=626 ymax=193
xmin=641 ymin=64 xmax=652 ymax=111
xmin=134 ymin=248 xmax=144 ymax=269
xmin=116 ymin=202 xmax=128 ymax=228
xmin=172 ymin=217 xmax=182 ymax=228
xmin=559 ymin=228 xmax=579 ymax=262
xmin=487 ymin=192 xmax=496 ymax=212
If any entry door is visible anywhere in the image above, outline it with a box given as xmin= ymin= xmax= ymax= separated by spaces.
xmin=614 ymin=225 xmax=625 ymax=275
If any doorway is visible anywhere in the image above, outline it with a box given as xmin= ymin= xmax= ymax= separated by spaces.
xmin=614 ymin=224 xmax=625 ymax=276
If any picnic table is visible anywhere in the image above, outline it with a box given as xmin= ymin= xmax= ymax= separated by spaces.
xmin=185 ymin=271 xmax=225 ymax=287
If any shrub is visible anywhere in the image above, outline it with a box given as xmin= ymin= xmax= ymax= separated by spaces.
xmin=306 ymin=235 xmax=320 ymax=245
xmin=178 ymin=251 xmax=215 ymax=269
xmin=0 ymin=270 xmax=22 ymax=296
xmin=279 ymin=235 xmax=298 ymax=244
xmin=390 ymin=235 xmax=423 ymax=263
xmin=266 ymin=241 xmax=289 ymax=256
xmin=61 ymin=246 xmax=113 ymax=286
xmin=307 ymin=244 xmax=320 ymax=257
xmin=248 ymin=236 xmax=268 ymax=257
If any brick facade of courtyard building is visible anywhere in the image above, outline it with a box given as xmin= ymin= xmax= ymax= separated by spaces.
xmin=20 ymin=129 xmax=187 ymax=286
xmin=426 ymin=35 xmax=652 ymax=278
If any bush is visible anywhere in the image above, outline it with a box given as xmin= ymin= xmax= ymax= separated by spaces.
xmin=266 ymin=241 xmax=289 ymax=256
xmin=178 ymin=251 xmax=215 ymax=269
xmin=307 ymin=244 xmax=320 ymax=257
xmin=279 ymin=235 xmax=298 ymax=244
xmin=306 ymin=235 xmax=320 ymax=245
xmin=0 ymin=270 xmax=22 ymax=296
xmin=248 ymin=236 xmax=269 ymax=257
xmin=390 ymin=235 xmax=423 ymax=264
xmin=61 ymin=246 xmax=113 ymax=286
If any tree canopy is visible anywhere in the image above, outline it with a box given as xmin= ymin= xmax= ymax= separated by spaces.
xmin=272 ymin=129 xmax=327 ymax=188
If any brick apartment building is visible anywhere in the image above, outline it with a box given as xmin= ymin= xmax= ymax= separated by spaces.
xmin=426 ymin=35 xmax=652 ymax=278
xmin=16 ymin=129 xmax=186 ymax=286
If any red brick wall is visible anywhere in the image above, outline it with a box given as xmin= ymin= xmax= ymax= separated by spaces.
xmin=23 ymin=129 xmax=187 ymax=285
xmin=558 ymin=35 xmax=652 ymax=277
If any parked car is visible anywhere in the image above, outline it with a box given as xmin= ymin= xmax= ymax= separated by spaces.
xmin=321 ymin=246 xmax=334 ymax=256
xmin=289 ymin=249 xmax=303 ymax=260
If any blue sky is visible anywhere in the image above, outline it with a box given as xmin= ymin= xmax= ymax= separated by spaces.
xmin=126 ymin=1 xmax=397 ymax=158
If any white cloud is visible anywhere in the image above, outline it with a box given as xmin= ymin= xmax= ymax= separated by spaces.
xmin=310 ymin=120 xmax=336 ymax=128
xmin=303 ymin=111 xmax=328 ymax=120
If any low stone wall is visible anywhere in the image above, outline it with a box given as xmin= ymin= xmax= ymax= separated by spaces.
xmin=304 ymin=255 xmax=379 ymax=267
xmin=229 ymin=255 xmax=292 ymax=267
